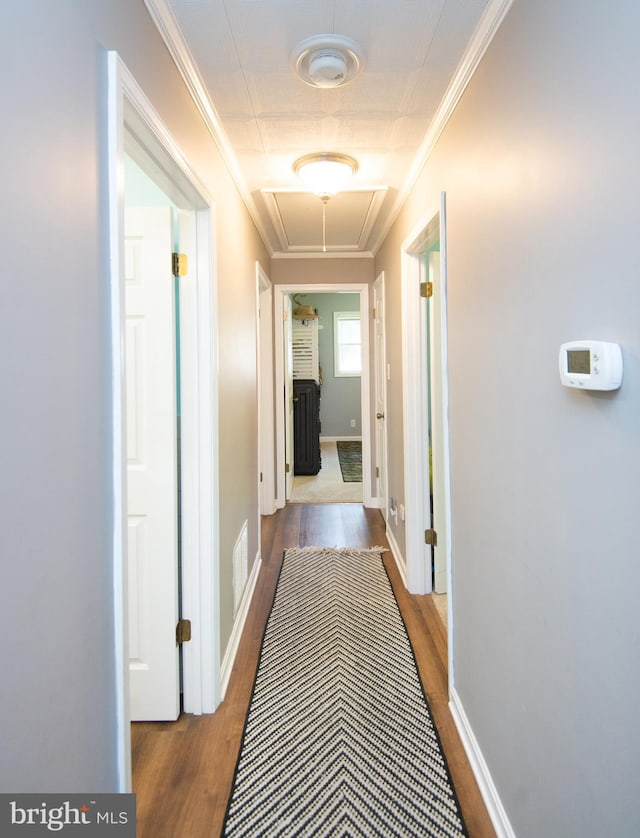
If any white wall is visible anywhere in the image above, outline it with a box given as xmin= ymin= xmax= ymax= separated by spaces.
xmin=0 ymin=0 xmax=268 ymax=790
xmin=376 ymin=0 xmax=640 ymax=834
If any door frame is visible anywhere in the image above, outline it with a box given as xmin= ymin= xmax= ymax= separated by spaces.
xmin=400 ymin=194 xmax=453 ymax=630
xmin=274 ymin=283 xmax=373 ymax=508
xmin=373 ymin=271 xmax=389 ymax=521
xmin=256 ymin=263 xmax=275 ymax=517
xmin=108 ymin=53 xmax=220 ymax=791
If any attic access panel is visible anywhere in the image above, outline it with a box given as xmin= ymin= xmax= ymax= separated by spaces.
xmin=265 ymin=189 xmax=384 ymax=252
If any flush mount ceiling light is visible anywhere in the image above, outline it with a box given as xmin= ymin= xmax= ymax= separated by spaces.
xmin=293 ymin=152 xmax=359 ymax=251
xmin=293 ymin=152 xmax=359 ymax=201
xmin=291 ymin=35 xmax=364 ymax=89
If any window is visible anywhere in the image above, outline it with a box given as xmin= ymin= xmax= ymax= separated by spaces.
xmin=334 ymin=311 xmax=362 ymax=377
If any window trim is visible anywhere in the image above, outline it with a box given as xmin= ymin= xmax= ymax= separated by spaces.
xmin=333 ymin=310 xmax=362 ymax=378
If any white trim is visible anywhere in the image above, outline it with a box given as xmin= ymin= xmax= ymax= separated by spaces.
xmin=272 ymin=251 xmax=375 ymax=261
xmin=385 ymin=526 xmax=407 ymax=589
xmin=107 ymin=51 xmax=130 ymax=793
xmin=400 ymin=195 xmax=454 ymax=614
xmin=369 ymin=0 xmax=514 ymax=253
xmin=257 ymin=265 xmax=276 ymax=517
xmin=401 ymin=215 xmax=433 ymax=595
xmin=320 ymin=435 xmax=362 ymax=443
xmin=144 ymin=0 xmax=510 ymax=258
xmin=373 ymin=271 xmax=389 ymax=523
xmin=220 ymin=554 xmax=262 ymax=698
xmin=274 ymin=284 xmax=373 ymax=509
xmin=401 ymin=195 xmax=456 ymax=678
xmin=261 ymin=188 xmax=387 ymax=254
xmin=181 ymin=203 xmax=221 ymax=716
xmin=142 ymin=0 xmax=272 ymax=252
xmin=333 ymin=310 xmax=363 ymax=378
xmin=450 ymin=689 xmax=516 ymax=838
xmin=108 ymin=53 xmax=220 ymax=788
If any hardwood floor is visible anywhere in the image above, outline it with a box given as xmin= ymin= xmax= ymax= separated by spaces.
xmin=132 ymin=504 xmax=495 ymax=837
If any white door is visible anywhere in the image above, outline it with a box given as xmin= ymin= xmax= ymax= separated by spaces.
xmin=373 ymin=274 xmax=388 ymax=519
xmin=284 ymin=295 xmax=294 ymax=499
xmin=125 ymin=206 xmax=180 ymax=721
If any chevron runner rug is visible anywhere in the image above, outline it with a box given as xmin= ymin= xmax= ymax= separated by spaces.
xmin=222 ymin=547 xmax=467 ymax=837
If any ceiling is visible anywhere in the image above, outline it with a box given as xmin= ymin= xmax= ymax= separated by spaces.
xmin=147 ymin=0 xmax=496 ymax=256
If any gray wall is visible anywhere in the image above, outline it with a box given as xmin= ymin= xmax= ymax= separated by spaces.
xmin=376 ymin=0 xmax=640 ymax=834
xmin=302 ymin=293 xmax=361 ymax=437
xmin=0 ymin=0 xmax=268 ymax=791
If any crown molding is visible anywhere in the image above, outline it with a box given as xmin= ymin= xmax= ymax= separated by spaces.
xmin=143 ymin=0 xmax=278 ymax=255
xmin=369 ymin=0 xmax=514 ymax=254
xmin=145 ymin=0 xmax=512 ymax=259
xmin=271 ymin=250 xmax=374 ymax=261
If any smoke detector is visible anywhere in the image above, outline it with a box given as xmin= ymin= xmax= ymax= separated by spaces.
xmin=291 ymin=35 xmax=364 ymax=89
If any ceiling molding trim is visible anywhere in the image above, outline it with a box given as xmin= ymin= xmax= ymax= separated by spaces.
xmin=369 ymin=0 xmax=514 ymax=254
xmin=356 ymin=189 xmax=388 ymax=249
xmin=271 ymin=250 xmax=374 ymax=261
xmin=262 ymin=193 xmax=290 ymax=252
xmin=143 ymin=0 xmax=277 ymax=255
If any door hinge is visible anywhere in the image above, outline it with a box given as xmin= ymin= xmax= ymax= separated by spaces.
xmin=260 ymin=471 xmax=263 ymax=483
xmin=285 ymin=463 xmax=290 ymax=473
xmin=172 ymin=252 xmax=188 ymax=276
xmin=424 ymin=528 xmax=438 ymax=547
xmin=372 ymin=307 xmax=377 ymax=319
xmin=420 ymin=281 xmax=433 ymax=298
xmin=176 ymin=619 xmax=192 ymax=644
xmin=376 ymin=466 xmax=380 ymax=478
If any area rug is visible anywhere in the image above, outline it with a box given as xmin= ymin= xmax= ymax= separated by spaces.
xmin=336 ymin=440 xmax=362 ymax=483
xmin=222 ymin=547 xmax=467 ymax=837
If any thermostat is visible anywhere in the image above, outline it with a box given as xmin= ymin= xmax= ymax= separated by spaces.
xmin=559 ymin=340 xmax=623 ymax=390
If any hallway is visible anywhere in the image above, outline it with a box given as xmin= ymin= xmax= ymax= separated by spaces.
xmin=132 ymin=504 xmax=494 ymax=837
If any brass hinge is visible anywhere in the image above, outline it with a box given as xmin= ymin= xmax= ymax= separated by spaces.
xmin=176 ymin=619 xmax=192 ymax=644
xmin=376 ymin=466 xmax=380 ymax=478
xmin=424 ymin=528 xmax=438 ymax=547
xmin=420 ymin=281 xmax=433 ymax=298
xmin=372 ymin=307 xmax=377 ymax=319
xmin=285 ymin=463 xmax=290 ymax=473
xmin=172 ymin=252 xmax=188 ymax=276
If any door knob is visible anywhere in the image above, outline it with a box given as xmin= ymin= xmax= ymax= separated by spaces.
xmin=376 ymin=412 xmax=384 ymax=419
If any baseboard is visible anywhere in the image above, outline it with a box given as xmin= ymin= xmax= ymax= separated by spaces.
xmin=385 ymin=526 xmax=407 ymax=588
xmin=449 ymin=688 xmax=516 ymax=838
xmin=220 ymin=552 xmax=262 ymax=699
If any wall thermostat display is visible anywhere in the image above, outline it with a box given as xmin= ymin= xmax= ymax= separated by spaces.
xmin=559 ymin=340 xmax=622 ymax=390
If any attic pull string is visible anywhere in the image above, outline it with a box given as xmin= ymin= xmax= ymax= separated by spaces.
xmin=321 ymin=196 xmax=329 ymax=253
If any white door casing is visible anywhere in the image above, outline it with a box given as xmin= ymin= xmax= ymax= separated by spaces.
xmin=257 ymin=265 xmax=275 ymax=517
xmin=108 ymin=52 xmax=220 ymax=790
xmin=284 ymin=295 xmax=294 ymax=501
xmin=125 ymin=206 xmax=180 ymax=721
xmin=429 ymin=249 xmax=449 ymax=594
xmin=274 ymin=283 xmax=372 ymax=509
xmin=373 ymin=273 xmax=388 ymax=518
xmin=401 ymin=194 xmax=452 ymax=604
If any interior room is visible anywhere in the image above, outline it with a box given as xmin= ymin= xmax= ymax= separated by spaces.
xmin=3 ymin=2 xmax=640 ymax=837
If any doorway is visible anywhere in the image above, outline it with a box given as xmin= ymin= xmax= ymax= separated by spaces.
xmin=108 ymin=53 xmax=220 ymax=790
xmin=401 ymin=194 xmax=453 ymax=673
xmin=274 ymin=283 xmax=373 ymax=509
xmin=256 ymin=263 xmax=275 ymax=520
